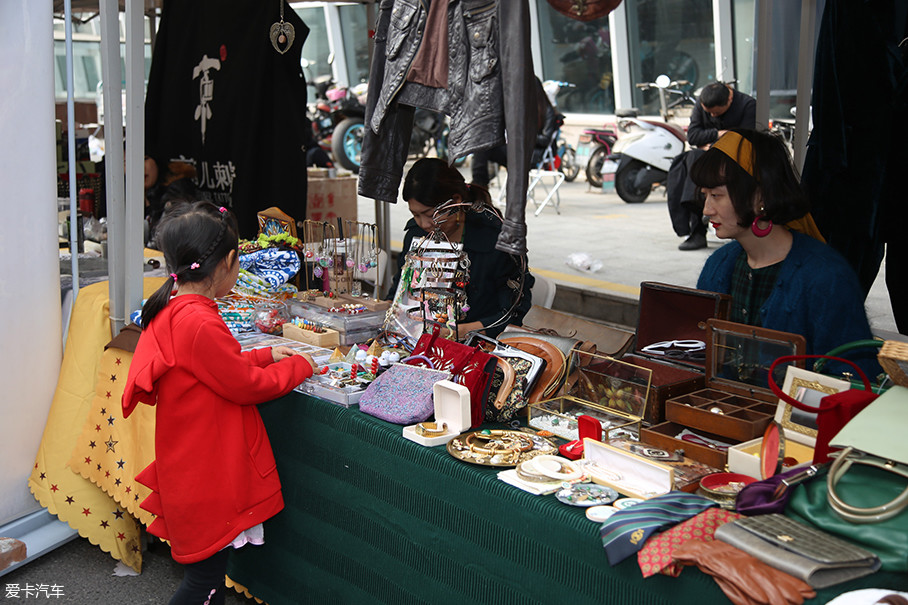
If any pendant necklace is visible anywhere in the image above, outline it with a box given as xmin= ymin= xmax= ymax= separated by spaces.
xmin=269 ymin=0 xmax=295 ymax=55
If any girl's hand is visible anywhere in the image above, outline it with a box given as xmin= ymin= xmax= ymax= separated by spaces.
xmin=271 ymin=347 xmax=318 ymax=373
xmin=271 ymin=346 xmax=298 ymax=362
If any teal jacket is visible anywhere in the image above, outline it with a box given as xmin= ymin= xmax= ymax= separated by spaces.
xmin=698 ymin=231 xmax=875 ymax=361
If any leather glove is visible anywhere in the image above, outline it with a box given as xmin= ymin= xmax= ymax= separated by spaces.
xmin=672 ymin=539 xmax=816 ymax=605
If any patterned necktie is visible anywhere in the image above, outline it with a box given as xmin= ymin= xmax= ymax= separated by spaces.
xmin=599 ymin=492 xmax=716 ymax=566
xmin=637 ymin=507 xmax=741 ymax=577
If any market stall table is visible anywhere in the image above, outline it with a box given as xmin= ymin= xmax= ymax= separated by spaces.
xmin=226 ymin=393 xmax=908 ymax=605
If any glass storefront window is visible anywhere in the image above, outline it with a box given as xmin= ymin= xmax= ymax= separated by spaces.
xmin=293 ymin=6 xmax=332 ymax=103
xmin=338 ymin=4 xmax=370 ymax=85
xmin=624 ymin=0 xmax=714 ymax=116
xmin=535 ymin=0 xmax=614 ymax=114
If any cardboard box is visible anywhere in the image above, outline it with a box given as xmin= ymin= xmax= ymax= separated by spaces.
xmin=307 ymin=176 xmax=357 ymax=222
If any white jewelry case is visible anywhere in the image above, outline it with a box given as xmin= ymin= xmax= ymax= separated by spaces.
xmin=403 ymin=380 xmax=471 ymax=447
xmin=583 ymin=438 xmax=674 ymax=499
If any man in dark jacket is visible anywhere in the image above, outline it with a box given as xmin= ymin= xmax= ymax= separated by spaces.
xmin=667 ymin=82 xmax=756 ymax=250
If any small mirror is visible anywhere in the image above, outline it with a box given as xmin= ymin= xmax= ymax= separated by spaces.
xmin=777 ymin=367 xmax=850 ymax=439
xmin=655 ymin=74 xmax=671 ymax=89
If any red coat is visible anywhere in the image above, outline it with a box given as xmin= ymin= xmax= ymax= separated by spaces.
xmin=122 ymin=294 xmax=312 ymax=563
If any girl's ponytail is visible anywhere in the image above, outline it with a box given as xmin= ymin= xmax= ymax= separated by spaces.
xmin=141 ymin=275 xmax=176 ymax=326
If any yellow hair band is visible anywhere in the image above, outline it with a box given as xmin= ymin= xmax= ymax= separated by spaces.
xmin=712 ymin=131 xmax=754 ymax=177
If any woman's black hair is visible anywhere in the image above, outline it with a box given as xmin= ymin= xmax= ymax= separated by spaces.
xmin=141 ymin=201 xmax=239 ymax=326
xmin=402 ymin=157 xmax=492 ymax=208
xmin=689 ymin=128 xmax=810 ymax=227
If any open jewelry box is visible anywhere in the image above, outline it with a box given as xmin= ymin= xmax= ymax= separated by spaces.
xmin=641 ymin=319 xmax=806 ymax=469
xmin=727 ymin=366 xmax=850 ymax=478
xmin=403 ymin=380 xmax=472 ymax=447
xmin=583 ymin=438 xmax=674 ymax=499
xmin=619 ymin=282 xmax=732 ymax=425
xmin=528 ymin=350 xmax=652 ymax=442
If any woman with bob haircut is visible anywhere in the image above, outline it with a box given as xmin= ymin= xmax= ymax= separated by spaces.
xmin=691 ymin=128 xmax=876 ymax=364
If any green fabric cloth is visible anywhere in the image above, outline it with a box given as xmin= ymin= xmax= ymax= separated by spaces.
xmin=226 ymin=393 xmax=908 ymax=605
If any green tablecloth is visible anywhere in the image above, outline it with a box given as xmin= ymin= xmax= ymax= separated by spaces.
xmin=226 ymin=393 xmax=908 ymax=605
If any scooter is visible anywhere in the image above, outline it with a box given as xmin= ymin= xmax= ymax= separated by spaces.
xmin=577 ymin=125 xmax=617 ymax=188
xmin=601 ymin=75 xmax=691 ymax=203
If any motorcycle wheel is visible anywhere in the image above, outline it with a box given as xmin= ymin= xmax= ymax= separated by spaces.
xmin=331 ymin=117 xmax=365 ymax=173
xmin=435 ymin=125 xmax=467 ymax=167
xmin=614 ymin=159 xmax=650 ymax=203
xmin=585 ymin=146 xmax=608 ymax=188
xmin=560 ymin=146 xmax=580 ymax=182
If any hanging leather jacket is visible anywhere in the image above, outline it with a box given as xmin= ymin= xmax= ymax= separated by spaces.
xmin=357 ymin=0 xmax=536 ymax=254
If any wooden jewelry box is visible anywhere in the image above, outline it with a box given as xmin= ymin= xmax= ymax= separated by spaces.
xmin=642 ymin=319 xmax=806 ymax=469
xmin=528 ymin=351 xmax=652 ymax=442
xmin=619 ymin=282 xmax=732 ymax=426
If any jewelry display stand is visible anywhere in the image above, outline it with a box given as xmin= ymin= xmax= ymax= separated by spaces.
xmin=402 ymin=380 xmax=471 ymax=447
xmin=583 ymin=439 xmax=674 ymax=500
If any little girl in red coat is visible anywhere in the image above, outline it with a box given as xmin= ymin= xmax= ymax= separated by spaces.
xmin=122 ymin=202 xmax=315 ymax=605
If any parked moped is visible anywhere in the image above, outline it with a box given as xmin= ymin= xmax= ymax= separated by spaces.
xmin=602 ymin=75 xmax=694 ymax=203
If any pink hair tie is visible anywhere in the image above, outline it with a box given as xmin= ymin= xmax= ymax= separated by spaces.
xmin=190 ymin=262 xmax=200 ymax=270
xmin=170 ymin=273 xmax=178 ymax=281
xmin=218 ymin=206 xmax=227 ymax=213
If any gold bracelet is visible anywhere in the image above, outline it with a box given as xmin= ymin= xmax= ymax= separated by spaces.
xmin=415 ymin=421 xmax=447 ymax=437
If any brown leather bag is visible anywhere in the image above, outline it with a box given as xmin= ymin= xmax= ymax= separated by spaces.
xmin=501 ymin=336 xmax=567 ymax=404
xmin=546 ymin=0 xmax=622 ymax=22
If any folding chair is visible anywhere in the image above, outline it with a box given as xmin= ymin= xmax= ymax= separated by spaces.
xmin=494 ymin=133 xmax=566 ymax=216
xmin=526 ymin=139 xmax=565 ymax=216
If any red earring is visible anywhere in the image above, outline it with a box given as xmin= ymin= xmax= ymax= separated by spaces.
xmin=751 ymin=216 xmax=773 ymax=237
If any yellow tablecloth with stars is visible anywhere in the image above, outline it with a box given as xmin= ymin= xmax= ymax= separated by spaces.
xmin=28 ymin=278 xmax=165 ymax=572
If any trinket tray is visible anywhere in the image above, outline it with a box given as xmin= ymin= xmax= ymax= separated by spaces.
xmin=529 ymin=351 xmax=652 ymax=441
xmin=446 ymin=430 xmax=557 ymax=467
xmin=295 ymin=361 xmax=370 ymax=407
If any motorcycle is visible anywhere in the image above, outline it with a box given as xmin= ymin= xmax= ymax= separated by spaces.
xmin=602 ymin=75 xmax=694 ymax=203
xmin=576 ymin=124 xmax=618 ymax=188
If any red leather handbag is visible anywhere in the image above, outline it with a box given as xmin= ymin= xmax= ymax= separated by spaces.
xmin=406 ymin=328 xmax=497 ymax=428
xmin=768 ymin=355 xmax=878 ymax=463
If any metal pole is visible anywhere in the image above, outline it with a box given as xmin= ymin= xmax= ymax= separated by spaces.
xmin=125 ymin=0 xmax=145 ymax=328
xmin=64 ymin=0 xmax=79 ymax=301
xmin=793 ymin=0 xmax=817 ymax=172
xmin=99 ymin=0 xmax=126 ymax=336
xmin=754 ymin=0 xmax=772 ymax=130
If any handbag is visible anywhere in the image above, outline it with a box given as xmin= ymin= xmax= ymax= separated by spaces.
xmin=408 ymin=328 xmax=497 ymax=428
xmin=784 ymin=387 xmax=908 ymax=572
xmin=358 ymin=363 xmax=451 ymax=425
xmin=768 ymin=355 xmax=878 ymax=463
xmin=500 ymin=336 xmax=567 ymax=404
xmin=715 ymin=513 xmax=881 ymax=589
